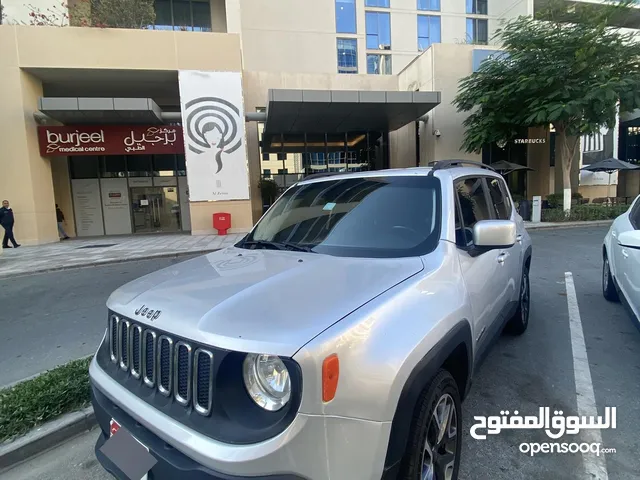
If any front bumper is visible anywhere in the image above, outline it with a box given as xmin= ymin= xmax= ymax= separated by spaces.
xmin=90 ymin=357 xmax=391 ymax=480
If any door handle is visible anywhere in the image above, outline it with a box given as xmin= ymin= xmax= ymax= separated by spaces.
xmin=622 ymin=249 xmax=629 ymax=259
xmin=516 ymin=234 xmax=523 ymax=244
xmin=612 ymin=231 xmax=617 ymax=238
xmin=497 ymin=253 xmax=507 ymax=264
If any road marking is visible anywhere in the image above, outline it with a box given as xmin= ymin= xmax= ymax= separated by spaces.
xmin=565 ymin=272 xmax=609 ymax=480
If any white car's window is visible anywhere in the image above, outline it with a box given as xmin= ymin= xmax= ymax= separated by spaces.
xmin=630 ymin=198 xmax=640 ymax=230
xmin=454 ymin=177 xmax=492 ymax=247
xmin=487 ymin=177 xmax=511 ymax=220
xmin=242 ymin=175 xmax=442 ymax=258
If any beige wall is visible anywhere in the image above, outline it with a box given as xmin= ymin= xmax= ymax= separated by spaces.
xmin=0 ymin=25 xmax=249 ymax=243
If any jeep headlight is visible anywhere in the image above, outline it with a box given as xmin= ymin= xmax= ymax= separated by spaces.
xmin=243 ymin=353 xmax=291 ymax=411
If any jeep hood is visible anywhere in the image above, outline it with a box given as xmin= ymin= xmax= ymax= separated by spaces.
xmin=106 ymin=247 xmax=423 ymax=357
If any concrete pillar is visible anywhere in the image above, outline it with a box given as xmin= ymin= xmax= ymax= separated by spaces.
xmin=0 ymin=29 xmax=58 ymax=245
xmin=526 ymin=126 xmax=550 ymax=199
xmin=389 ymin=123 xmax=417 ymax=169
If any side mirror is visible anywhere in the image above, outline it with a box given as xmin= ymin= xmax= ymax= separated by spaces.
xmin=618 ymin=230 xmax=640 ymax=249
xmin=473 ymin=220 xmax=517 ymax=249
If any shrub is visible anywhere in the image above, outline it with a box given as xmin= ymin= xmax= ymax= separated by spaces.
xmin=546 ymin=192 xmax=583 ymax=209
xmin=541 ymin=204 xmax=628 ymax=222
xmin=0 ymin=357 xmax=92 ymax=443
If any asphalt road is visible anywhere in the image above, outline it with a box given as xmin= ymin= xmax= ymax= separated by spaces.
xmin=2 ymin=226 xmax=639 ymax=480
xmin=0 ymin=255 xmax=198 ymax=388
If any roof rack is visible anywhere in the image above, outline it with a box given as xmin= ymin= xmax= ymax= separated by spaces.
xmin=427 ymin=159 xmax=496 ymax=175
xmin=300 ymin=172 xmax=347 ymax=181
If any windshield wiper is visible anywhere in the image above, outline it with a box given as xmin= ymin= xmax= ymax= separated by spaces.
xmin=240 ymin=240 xmax=316 ymax=253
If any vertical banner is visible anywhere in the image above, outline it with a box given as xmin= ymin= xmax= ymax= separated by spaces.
xmin=178 ymin=70 xmax=250 ymax=201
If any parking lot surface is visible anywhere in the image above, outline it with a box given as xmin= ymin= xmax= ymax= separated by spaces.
xmin=2 ymin=226 xmax=638 ymax=480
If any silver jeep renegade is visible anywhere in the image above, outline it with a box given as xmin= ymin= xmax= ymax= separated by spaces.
xmin=90 ymin=160 xmax=532 ymax=480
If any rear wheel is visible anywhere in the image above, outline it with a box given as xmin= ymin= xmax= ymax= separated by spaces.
xmin=602 ymin=253 xmax=619 ymax=302
xmin=399 ymin=369 xmax=462 ymax=480
xmin=505 ymin=265 xmax=530 ymax=335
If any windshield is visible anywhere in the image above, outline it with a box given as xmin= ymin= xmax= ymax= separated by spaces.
xmin=240 ymin=175 xmax=441 ymax=258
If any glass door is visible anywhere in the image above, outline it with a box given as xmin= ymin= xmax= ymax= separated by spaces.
xmin=130 ymin=187 xmax=181 ymax=233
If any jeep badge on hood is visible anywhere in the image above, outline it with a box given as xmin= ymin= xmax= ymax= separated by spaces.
xmin=134 ymin=304 xmax=161 ymax=321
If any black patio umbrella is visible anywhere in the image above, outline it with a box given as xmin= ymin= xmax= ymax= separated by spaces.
xmin=580 ymin=157 xmax=640 ymax=193
xmin=489 ymin=160 xmax=535 ymax=175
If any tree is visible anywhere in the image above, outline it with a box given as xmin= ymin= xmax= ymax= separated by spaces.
xmin=453 ymin=0 xmax=640 ymax=211
xmin=91 ymin=0 xmax=155 ymax=29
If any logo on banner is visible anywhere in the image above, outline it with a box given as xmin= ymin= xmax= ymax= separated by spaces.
xmin=183 ymin=97 xmax=243 ymax=174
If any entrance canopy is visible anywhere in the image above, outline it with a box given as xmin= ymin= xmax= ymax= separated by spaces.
xmin=261 ymin=89 xmax=440 ymax=152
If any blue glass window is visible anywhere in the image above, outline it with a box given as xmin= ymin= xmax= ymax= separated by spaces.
xmin=466 ymin=0 xmax=488 ymax=14
xmin=418 ymin=0 xmax=440 ymax=11
xmin=417 ymin=15 xmax=441 ymax=51
xmin=337 ymin=38 xmax=358 ymax=73
xmin=365 ymin=0 xmax=390 ymax=7
xmin=366 ymin=12 xmax=391 ymax=50
xmin=466 ymin=18 xmax=488 ymax=44
xmin=367 ymin=54 xmax=392 ymax=74
xmin=336 ymin=0 xmax=357 ymax=33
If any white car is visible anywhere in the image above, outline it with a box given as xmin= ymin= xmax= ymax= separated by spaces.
xmin=602 ymin=195 xmax=640 ymax=323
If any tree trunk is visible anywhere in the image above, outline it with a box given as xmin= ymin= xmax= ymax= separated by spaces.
xmin=555 ymin=126 xmax=580 ymax=212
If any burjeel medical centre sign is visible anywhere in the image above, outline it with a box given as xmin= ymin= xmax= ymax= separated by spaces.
xmin=37 ymin=125 xmax=185 ymax=157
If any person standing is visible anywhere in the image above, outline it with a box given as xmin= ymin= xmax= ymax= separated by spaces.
xmin=56 ymin=204 xmax=70 ymax=240
xmin=0 ymin=200 xmax=20 ymax=248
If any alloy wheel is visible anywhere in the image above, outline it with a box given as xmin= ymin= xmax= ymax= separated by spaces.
xmin=520 ymin=270 xmax=530 ymax=325
xmin=421 ymin=393 xmax=457 ymax=480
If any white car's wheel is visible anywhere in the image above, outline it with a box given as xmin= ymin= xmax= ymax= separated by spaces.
xmin=602 ymin=253 xmax=619 ymax=302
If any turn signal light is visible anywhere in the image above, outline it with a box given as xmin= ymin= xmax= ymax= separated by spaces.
xmin=322 ymin=354 xmax=339 ymax=402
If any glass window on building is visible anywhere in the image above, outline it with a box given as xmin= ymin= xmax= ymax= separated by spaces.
xmin=70 ymin=156 xmax=99 ymax=179
xmin=127 ymin=155 xmax=153 ymax=177
xmin=367 ymin=54 xmax=392 ymax=74
xmin=466 ymin=0 xmax=488 ymax=15
xmin=366 ymin=11 xmax=391 ymax=50
xmin=152 ymin=0 xmax=212 ymax=32
xmin=100 ymin=155 xmax=126 ymax=178
xmin=153 ymin=155 xmax=177 ymax=176
xmin=466 ymin=18 xmax=488 ymax=44
xmin=418 ymin=0 xmax=440 ymax=11
xmin=337 ymin=38 xmax=358 ymax=73
xmin=418 ymin=15 xmax=441 ymax=51
xmin=263 ymin=169 xmax=272 ymax=178
xmin=335 ymin=0 xmax=357 ymax=33
xmin=365 ymin=0 xmax=390 ymax=7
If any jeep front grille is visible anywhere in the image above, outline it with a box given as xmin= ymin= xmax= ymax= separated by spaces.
xmin=108 ymin=314 xmax=214 ymax=416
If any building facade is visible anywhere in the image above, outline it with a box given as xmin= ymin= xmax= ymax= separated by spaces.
xmin=1 ymin=0 xmax=639 ymax=244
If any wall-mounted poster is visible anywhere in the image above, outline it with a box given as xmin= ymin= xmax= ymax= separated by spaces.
xmin=178 ymin=70 xmax=250 ymax=201
xmin=71 ymin=179 xmax=105 ymax=237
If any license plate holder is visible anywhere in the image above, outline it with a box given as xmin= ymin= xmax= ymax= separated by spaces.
xmin=109 ymin=419 xmax=150 ymax=480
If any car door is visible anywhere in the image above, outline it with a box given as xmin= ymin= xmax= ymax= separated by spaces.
xmin=486 ymin=176 xmax=521 ymax=305
xmin=616 ymin=199 xmax=640 ymax=315
xmin=454 ymin=176 xmax=510 ymax=354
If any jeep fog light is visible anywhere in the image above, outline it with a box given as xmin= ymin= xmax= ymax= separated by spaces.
xmin=243 ymin=353 xmax=291 ymax=411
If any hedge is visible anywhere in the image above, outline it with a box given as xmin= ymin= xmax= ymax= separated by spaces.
xmin=0 ymin=356 xmax=92 ymax=443
xmin=541 ymin=204 xmax=628 ymax=222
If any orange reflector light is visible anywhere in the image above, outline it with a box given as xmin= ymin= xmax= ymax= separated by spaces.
xmin=322 ymin=354 xmax=340 ymax=402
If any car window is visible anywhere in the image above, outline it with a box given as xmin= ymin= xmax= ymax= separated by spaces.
xmin=454 ymin=177 xmax=492 ymax=247
xmin=630 ymin=197 xmax=640 ymax=230
xmin=244 ymin=175 xmax=442 ymax=258
xmin=487 ymin=177 xmax=511 ymax=220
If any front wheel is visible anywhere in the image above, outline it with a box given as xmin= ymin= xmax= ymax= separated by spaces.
xmin=602 ymin=253 xmax=619 ymax=302
xmin=399 ymin=369 xmax=462 ymax=480
xmin=505 ymin=266 xmax=530 ymax=335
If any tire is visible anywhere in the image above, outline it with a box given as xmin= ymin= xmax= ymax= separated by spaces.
xmin=505 ymin=264 xmax=530 ymax=335
xmin=602 ymin=253 xmax=619 ymax=302
xmin=399 ymin=369 xmax=462 ymax=480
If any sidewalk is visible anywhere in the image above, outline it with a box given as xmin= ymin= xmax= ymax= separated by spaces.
xmin=0 ymin=233 xmax=245 ymax=278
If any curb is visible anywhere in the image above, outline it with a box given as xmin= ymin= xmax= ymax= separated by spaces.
xmin=0 ymin=406 xmax=97 ymax=473
xmin=0 ymin=248 xmax=220 ymax=279
xmin=525 ymin=220 xmax=613 ymax=230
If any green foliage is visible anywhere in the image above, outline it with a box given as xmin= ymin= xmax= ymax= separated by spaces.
xmin=91 ymin=0 xmax=155 ymax=29
xmin=0 ymin=357 xmax=92 ymax=443
xmin=546 ymin=192 xmax=582 ymax=208
xmin=453 ymin=0 xmax=640 ymax=178
xmin=542 ymin=204 xmax=627 ymax=222
xmin=259 ymin=178 xmax=279 ymax=204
